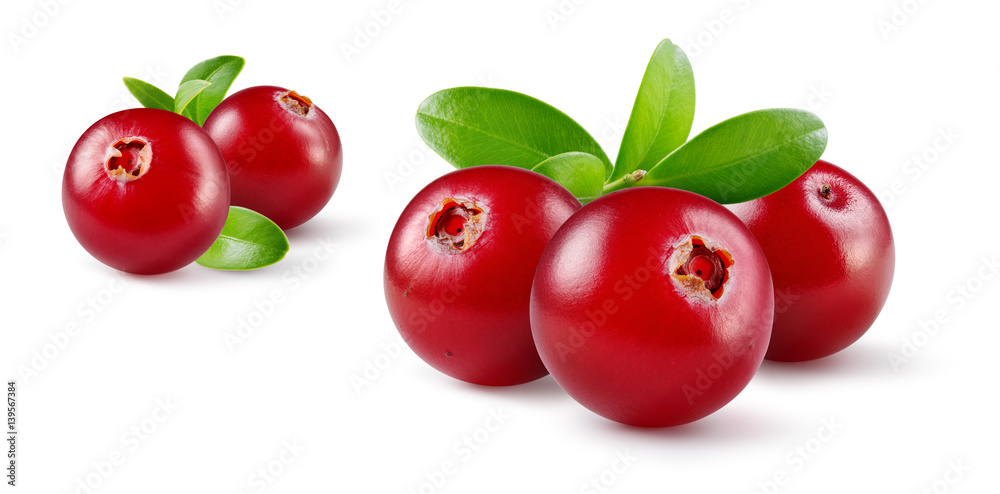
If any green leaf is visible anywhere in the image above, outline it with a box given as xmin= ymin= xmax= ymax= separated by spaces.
xmin=531 ymin=152 xmax=605 ymax=202
xmin=174 ymin=80 xmax=211 ymax=115
xmin=180 ymin=103 xmax=199 ymax=122
xmin=611 ymin=39 xmax=695 ymax=182
xmin=196 ymin=207 xmax=290 ymax=271
xmin=122 ymin=77 xmax=174 ymax=111
xmin=416 ymin=87 xmax=612 ymax=178
xmin=180 ymin=55 xmax=245 ymax=125
xmin=640 ymin=109 xmax=828 ymax=204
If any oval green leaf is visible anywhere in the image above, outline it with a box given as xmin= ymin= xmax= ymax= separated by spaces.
xmin=531 ymin=152 xmax=606 ymax=202
xmin=174 ymin=80 xmax=211 ymax=115
xmin=180 ymin=55 xmax=245 ymax=125
xmin=611 ymin=39 xmax=695 ymax=182
xmin=123 ymin=77 xmax=174 ymax=111
xmin=416 ymin=87 xmax=612 ymax=178
xmin=196 ymin=207 xmax=290 ymax=271
xmin=642 ymin=109 xmax=828 ymax=204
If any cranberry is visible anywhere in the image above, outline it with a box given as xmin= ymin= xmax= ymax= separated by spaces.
xmin=730 ymin=160 xmax=895 ymax=362
xmin=203 ymin=85 xmax=342 ymax=229
xmin=531 ymin=187 xmax=773 ymax=427
xmin=63 ymin=109 xmax=230 ymax=274
xmin=384 ymin=166 xmax=581 ymax=386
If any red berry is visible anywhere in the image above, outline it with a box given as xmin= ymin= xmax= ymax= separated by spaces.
xmin=531 ymin=187 xmax=773 ymax=427
xmin=203 ymin=86 xmax=342 ymax=229
xmin=384 ymin=166 xmax=581 ymax=386
xmin=731 ymin=160 xmax=895 ymax=362
xmin=63 ymin=109 xmax=230 ymax=275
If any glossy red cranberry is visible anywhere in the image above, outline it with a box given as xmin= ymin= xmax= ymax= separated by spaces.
xmin=203 ymin=85 xmax=342 ymax=229
xmin=63 ymin=108 xmax=230 ymax=274
xmin=384 ymin=166 xmax=581 ymax=386
xmin=531 ymin=187 xmax=773 ymax=427
xmin=730 ymin=160 xmax=895 ymax=362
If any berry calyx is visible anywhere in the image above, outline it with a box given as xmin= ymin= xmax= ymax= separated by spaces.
xmin=680 ymin=247 xmax=724 ymax=291
xmin=280 ymin=90 xmax=313 ymax=116
xmin=426 ymin=198 xmax=485 ymax=253
xmin=106 ymin=137 xmax=151 ymax=182
xmin=819 ymin=184 xmax=833 ymax=199
xmin=670 ymin=235 xmax=732 ymax=301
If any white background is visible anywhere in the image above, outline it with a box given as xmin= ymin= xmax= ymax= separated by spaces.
xmin=2 ymin=0 xmax=998 ymax=492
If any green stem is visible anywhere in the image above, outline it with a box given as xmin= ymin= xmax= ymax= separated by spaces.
xmin=602 ymin=169 xmax=648 ymax=194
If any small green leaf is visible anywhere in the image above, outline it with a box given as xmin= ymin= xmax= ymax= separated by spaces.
xmin=196 ymin=207 xmax=289 ymax=271
xmin=416 ymin=87 xmax=612 ymax=178
xmin=641 ymin=109 xmax=828 ymax=203
xmin=123 ymin=77 xmax=174 ymax=111
xmin=174 ymin=80 xmax=211 ymax=115
xmin=180 ymin=55 xmax=245 ymax=125
xmin=531 ymin=152 xmax=605 ymax=202
xmin=612 ymin=39 xmax=695 ymax=182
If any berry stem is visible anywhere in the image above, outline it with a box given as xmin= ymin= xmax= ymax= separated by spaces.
xmin=602 ymin=169 xmax=647 ymax=195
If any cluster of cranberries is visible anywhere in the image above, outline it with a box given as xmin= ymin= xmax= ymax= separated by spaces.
xmin=384 ymin=162 xmax=894 ymax=427
xmin=63 ymin=86 xmax=343 ymax=274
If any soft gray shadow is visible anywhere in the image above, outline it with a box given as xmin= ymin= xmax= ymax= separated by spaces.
xmin=284 ymin=214 xmax=374 ymax=243
xmin=756 ymin=343 xmax=898 ymax=381
xmin=455 ymin=374 xmax=568 ymax=402
xmin=125 ymin=254 xmax=291 ymax=286
xmin=131 ymin=213 xmax=373 ymax=286
xmin=584 ymin=404 xmax=788 ymax=445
